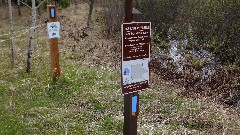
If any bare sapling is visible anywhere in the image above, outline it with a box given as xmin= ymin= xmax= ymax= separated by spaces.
xmin=26 ymin=0 xmax=36 ymax=73
xmin=87 ymin=0 xmax=93 ymax=27
xmin=8 ymin=0 xmax=14 ymax=68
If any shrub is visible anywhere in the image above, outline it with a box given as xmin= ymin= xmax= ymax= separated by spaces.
xmin=25 ymin=0 xmax=70 ymax=8
xmin=58 ymin=0 xmax=70 ymax=8
xmin=191 ymin=58 xmax=202 ymax=70
xmin=97 ymin=0 xmax=124 ymax=38
xmin=134 ymin=0 xmax=240 ymax=64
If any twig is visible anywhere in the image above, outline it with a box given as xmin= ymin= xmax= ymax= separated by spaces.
xmin=36 ymin=0 xmax=47 ymax=9
xmin=20 ymin=1 xmax=32 ymax=9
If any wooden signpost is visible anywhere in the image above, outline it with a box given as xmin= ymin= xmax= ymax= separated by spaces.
xmin=122 ymin=0 xmax=151 ymax=134
xmin=47 ymin=4 xmax=61 ymax=80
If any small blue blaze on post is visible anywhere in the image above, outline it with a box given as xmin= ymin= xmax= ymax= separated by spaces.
xmin=50 ymin=8 xmax=55 ymax=18
xmin=132 ymin=96 xmax=137 ymax=113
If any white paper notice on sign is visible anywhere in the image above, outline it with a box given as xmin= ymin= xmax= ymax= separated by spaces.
xmin=47 ymin=22 xmax=60 ymax=39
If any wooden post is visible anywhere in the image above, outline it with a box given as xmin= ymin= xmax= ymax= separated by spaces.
xmin=47 ymin=4 xmax=61 ymax=81
xmin=8 ymin=0 xmax=14 ymax=68
xmin=26 ymin=0 xmax=37 ymax=73
xmin=124 ymin=0 xmax=133 ymax=23
xmin=123 ymin=0 xmax=140 ymax=135
xmin=123 ymin=92 xmax=139 ymax=135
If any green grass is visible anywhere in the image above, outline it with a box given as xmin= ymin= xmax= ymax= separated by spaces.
xmin=0 ymin=32 xmax=123 ymax=133
xmin=192 ymin=58 xmax=203 ymax=70
xmin=0 ymin=60 xmax=123 ymax=134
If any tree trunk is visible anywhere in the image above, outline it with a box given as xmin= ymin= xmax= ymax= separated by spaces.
xmin=8 ymin=0 xmax=14 ymax=68
xmin=26 ymin=0 xmax=36 ymax=73
xmin=87 ymin=0 xmax=93 ymax=27
xmin=17 ymin=0 xmax=21 ymax=16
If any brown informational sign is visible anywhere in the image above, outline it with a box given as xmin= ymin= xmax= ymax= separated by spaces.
xmin=121 ymin=22 xmax=151 ymax=95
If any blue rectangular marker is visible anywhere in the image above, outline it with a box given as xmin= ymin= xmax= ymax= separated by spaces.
xmin=132 ymin=96 xmax=137 ymax=113
xmin=51 ymin=8 xmax=55 ymax=18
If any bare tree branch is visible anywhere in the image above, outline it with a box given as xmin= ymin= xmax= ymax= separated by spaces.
xmin=36 ymin=0 xmax=47 ymax=9
xmin=20 ymin=0 xmax=32 ymax=9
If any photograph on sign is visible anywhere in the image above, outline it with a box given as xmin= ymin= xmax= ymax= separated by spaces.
xmin=121 ymin=22 xmax=151 ymax=95
xmin=47 ymin=22 xmax=60 ymax=39
xmin=123 ymin=66 xmax=131 ymax=85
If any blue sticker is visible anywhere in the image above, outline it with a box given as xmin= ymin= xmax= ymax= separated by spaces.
xmin=51 ymin=8 xmax=55 ymax=18
xmin=124 ymin=67 xmax=130 ymax=76
xmin=132 ymin=96 xmax=137 ymax=113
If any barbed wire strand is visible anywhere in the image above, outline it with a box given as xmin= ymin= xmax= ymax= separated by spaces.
xmin=36 ymin=0 xmax=47 ymax=9
xmin=0 ymin=28 xmax=29 ymax=37
xmin=20 ymin=1 xmax=32 ymax=9
xmin=0 ymin=23 xmax=46 ymax=43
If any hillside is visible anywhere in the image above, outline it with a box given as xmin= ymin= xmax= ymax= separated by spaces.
xmin=0 ymin=3 xmax=239 ymax=134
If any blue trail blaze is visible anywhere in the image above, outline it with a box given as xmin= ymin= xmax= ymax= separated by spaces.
xmin=51 ymin=8 xmax=55 ymax=18
xmin=132 ymin=96 xmax=137 ymax=113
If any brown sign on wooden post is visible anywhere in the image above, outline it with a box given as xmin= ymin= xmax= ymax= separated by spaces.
xmin=47 ymin=4 xmax=61 ymax=81
xmin=122 ymin=3 xmax=151 ymax=134
xmin=121 ymin=22 xmax=151 ymax=94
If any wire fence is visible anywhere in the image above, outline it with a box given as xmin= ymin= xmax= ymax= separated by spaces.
xmin=0 ymin=21 xmax=47 ymax=72
xmin=0 ymin=23 xmax=46 ymax=43
xmin=0 ymin=0 xmax=57 ymax=74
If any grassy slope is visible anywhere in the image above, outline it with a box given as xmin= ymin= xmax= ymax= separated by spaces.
xmin=0 ymin=4 xmax=239 ymax=135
